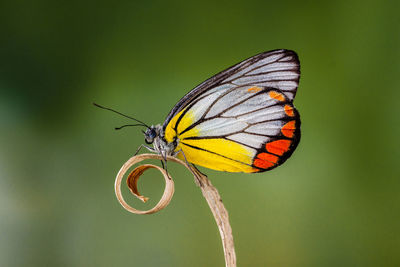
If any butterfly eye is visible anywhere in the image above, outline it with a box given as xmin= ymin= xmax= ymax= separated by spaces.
xmin=144 ymin=128 xmax=157 ymax=144
xmin=149 ymin=129 xmax=156 ymax=139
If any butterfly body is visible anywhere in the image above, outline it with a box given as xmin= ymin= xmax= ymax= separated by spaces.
xmin=144 ymin=49 xmax=301 ymax=173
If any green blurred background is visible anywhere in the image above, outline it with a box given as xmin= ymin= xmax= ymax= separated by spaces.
xmin=1 ymin=0 xmax=399 ymax=266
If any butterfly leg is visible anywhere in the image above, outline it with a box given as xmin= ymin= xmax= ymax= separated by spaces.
xmin=158 ymin=149 xmax=171 ymax=179
xmin=134 ymin=144 xmax=155 ymax=156
xmin=174 ymin=150 xmax=199 ymax=174
xmin=173 ymin=149 xmax=191 ymax=166
xmin=164 ymin=162 xmax=171 ymax=180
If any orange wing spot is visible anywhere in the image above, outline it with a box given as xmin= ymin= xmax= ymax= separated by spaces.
xmin=281 ymin=120 xmax=296 ymax=138
xmin=257 ymin=152 xmax=279 ymax=163
xmin=254 ymin=158 xmax=275 ymax=169
xmin=284 ymin=105 xmax=295 ymax=117
xmin=247 ymin=86 xmax=263 ymax=93
xmin=266 ymin=139 xmax=291 ymax=156
xmin=269 ymin=91 xmax=285 ymax=101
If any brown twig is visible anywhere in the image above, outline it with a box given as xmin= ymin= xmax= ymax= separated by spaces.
xmin=114 ymin=153 xmax=237 ymax=267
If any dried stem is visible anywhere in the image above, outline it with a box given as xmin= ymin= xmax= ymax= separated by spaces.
xmin=114 ymin=153 xmax=237 ymax=267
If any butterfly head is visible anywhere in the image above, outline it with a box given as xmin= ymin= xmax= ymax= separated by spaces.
xmin=144 ymin=125 xmax=160 ymax=144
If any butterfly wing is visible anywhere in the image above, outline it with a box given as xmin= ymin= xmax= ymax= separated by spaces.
xmin=163 ymin=49 xmax=299 ymax=129
xmin=163 ymin=50 xmax=300 ymax=173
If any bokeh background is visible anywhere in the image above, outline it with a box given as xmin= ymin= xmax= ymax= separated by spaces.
xmin=1 ymin=0 xmax=399 ymax=266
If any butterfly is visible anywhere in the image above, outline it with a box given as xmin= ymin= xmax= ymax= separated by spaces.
xmin=97 ymin=49 xmax=301 ymax=173
xmin=141 ymin=49 xmax=301 ymax=173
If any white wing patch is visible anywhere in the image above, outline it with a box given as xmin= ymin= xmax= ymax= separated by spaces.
xmin=187 ymin=85 xmax=231 ymax=122
xmin=222 ymin=50 xmax=299 ymax=101
xmin=245 ymin=120 xmax=284 ymax=136
xmin=189 ymin=118 xmax=248 ymax=137
xmin=236 ymin=105 xmax=286 ymax=124
xmin=279 ymin=55 xmax=295 ymax=61
xmin=247 ymin=62 xmax=297 ymax=75
xmin=233 ymin=71 xmax=298 ymax=85
xmin=206 ymin=86 xmax=260 ymax=118
xmin=227 ymin=133 xmax=272 ymax=149
xmin=197 ymin=83 xmax=233 ymax=100
xmin=222 ymin=92 xmax=278 ymax=117
xmin=226 ymin=54 xmax=283 ymax=78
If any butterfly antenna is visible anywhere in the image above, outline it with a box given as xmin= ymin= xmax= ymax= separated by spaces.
xmin=93 ymin=103 xmax=150 ymax=128
xmin=115 ymin=124 xmax=146 ymax=130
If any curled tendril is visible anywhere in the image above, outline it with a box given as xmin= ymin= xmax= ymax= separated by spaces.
xmin=114 ymin=153 xmax=237 ymax=267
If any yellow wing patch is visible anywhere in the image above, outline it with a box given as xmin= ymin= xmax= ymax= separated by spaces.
xmin=164 ymin=108 xmax=196 ymax=143
xmin=176 ymin=138 xmax=257 ymax=173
